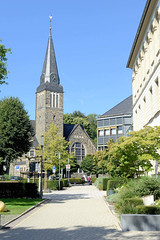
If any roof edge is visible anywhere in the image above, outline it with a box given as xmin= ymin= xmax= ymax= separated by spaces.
xmin=126 ymin=0 xmax=151 ymax=69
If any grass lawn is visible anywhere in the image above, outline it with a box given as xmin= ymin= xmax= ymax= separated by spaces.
xmin=0 ymin=198 xmax=43 ymax=215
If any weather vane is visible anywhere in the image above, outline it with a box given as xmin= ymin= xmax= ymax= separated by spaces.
xmin=49 ymin=15 xmax=53 ymax=31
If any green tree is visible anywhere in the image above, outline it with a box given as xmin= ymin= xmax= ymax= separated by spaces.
xmin=0 ymin=97 xmax=33 ymax=172
xmin=41 ymin=122 xmax=70 ymax=172
xmin=0 ymin=40 xmax=11 ymax=85
xmin=107 ymin=126 xmax=160 ymax=178
xmin=81 ymin=154 xmax=95 ymax=175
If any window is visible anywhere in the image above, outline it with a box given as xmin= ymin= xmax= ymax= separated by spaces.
xmin=117 ymin=117 xmax=122 ymax=124
xmin=71 ymin=142 xmax=85 ymax=164
xmin=110 ymin=118 xmax=115 ymax=125
xmin=98 ymin=130 xmax=104 ymax=136
xmin=117 ymin=126 xmax=123 ymax=134
xmin=111 ymin=128 xmax=116 ymax=135
xmin=97 ymin=120 xmax=103 ymax=127
xmin=105 ymin=129 xmax=110 ymax=136
xmin=104 ymin=119 xmax=109 ymax=126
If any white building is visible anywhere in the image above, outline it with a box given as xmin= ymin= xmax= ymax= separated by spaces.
xmin=127 ymin=0 xmax=160 ymax=131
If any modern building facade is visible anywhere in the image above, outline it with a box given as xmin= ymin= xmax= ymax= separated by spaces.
xmin=97 ymin=96 xmax=132 ymax=150
xmin=127 ymin=0 xmax=160 ymax=131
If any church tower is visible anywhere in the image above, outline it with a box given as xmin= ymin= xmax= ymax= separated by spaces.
xmin=35 ymin=18 xmax=63 ymax=143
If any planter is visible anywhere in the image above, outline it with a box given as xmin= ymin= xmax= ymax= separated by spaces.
xmin=121 ymin=214 xmax=160 ymax=231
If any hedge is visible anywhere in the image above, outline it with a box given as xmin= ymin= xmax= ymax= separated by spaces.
xmin=115 ymin=197 xmax=144 ymax=214
xmin=107 ymin=178 xmax=125 ymax=195
xmin=136 ymin=205 xmax=160 ymax=214
xmin=47 ymin=180 xmax=63 ymax=190
xmin=62 ymin=179 xmax=69 ymax=187
xmin=69 ymin=178 xmax=82 ymax=184
xmin=91 ymin=177 xmax=97 ymax=183
xmin=0 ymin=182 xmax=39 ymax=198
xmin=94 ymin=177 xmax=112 ymax=190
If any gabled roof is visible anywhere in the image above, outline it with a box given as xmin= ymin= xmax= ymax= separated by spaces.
xmin=36 ymin=29 xmax=63 ymax=93
xmin=101 ymin=95 xmax=132 ymax=117
xmin=64 ymin=124 xmax=96 ymax=149
xmin=63 ymin=124 xmax=85 ymax=140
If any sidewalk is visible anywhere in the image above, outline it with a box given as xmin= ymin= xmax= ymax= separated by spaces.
xmin=0 ymin=185 xmax=160 ymax=239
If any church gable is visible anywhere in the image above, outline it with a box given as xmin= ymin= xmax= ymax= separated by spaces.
xmin=66 ymin=124 xmax=96 ymax=164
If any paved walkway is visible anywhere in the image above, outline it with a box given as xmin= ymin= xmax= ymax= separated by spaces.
xmin=0 ymin=185 xmax=160 ymax=239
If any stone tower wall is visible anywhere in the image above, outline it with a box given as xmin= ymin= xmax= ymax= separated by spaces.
xmin=36 ymin=90 xmax=63 ymax=143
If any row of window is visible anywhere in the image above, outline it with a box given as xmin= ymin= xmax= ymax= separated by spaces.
xmin=97 ymin=117 xmax=131 ymax=127
xmin=134 ymin=78 xmax=159 ymax=125
xmin=98 ymin=126 xmax=123 ymax=137
xmin=50 ymin=93 xmax=59 ymax=108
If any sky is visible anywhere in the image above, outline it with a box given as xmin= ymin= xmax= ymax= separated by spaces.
xmin=0 ymin=0 xmax=147 ymax=120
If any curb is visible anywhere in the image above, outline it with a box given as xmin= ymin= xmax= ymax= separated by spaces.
xmin=0 ymin=199 xmax=49 ymax=229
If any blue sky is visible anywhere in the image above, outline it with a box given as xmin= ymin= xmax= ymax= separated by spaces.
xmin=0 ymin=0 xmax=146 ymax=120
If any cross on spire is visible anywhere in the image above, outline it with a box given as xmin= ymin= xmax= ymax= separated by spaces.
xmin=49 ymin=15 xmax=53 ymax=32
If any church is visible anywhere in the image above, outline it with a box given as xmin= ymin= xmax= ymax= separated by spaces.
xmin=9 ymin=23 xmax=96 ymax=176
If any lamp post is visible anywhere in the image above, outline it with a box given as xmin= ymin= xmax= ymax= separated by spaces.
xmin=58 ymin=152 xmax=61 ymax=190
xmin=39 ymin=135 xmax=44 ymax=198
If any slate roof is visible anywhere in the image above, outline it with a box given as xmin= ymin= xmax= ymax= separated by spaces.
xmin=101 ymin=95 xmax=132 ymax=117
xmin=36 ymin=30 xmax=63 ymax=93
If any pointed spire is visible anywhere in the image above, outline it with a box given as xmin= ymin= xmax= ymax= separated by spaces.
xmin=37 ymin=17 xmax=63 ymax=93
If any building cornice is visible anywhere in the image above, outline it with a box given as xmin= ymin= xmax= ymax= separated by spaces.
xmin=127 ymin=0 xmax=158 ymax=69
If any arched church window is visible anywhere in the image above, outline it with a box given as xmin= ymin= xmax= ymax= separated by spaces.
xmin=71 ymin=142 xmax=85 ymax=164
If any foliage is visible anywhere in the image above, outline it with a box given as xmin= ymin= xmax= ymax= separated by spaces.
xmin=36 ymin=122 xmax=70 ymax=172
xmin=0 ymin=97 xmax=33 ymax=172
xmin=81 ymin=154 xmax=95 ymax=174
xmin=0 ymin=40 xmax=11 ymax=85
xmin=110 ymin=176 xmax=160 ymax=215
xmin=118 ymin=198 xmax=144 ymax=214
xmin=91 ymin=177 xmax=97 ymax=183
xmin=94 ymin=177 xmax=111 ymax=190
xmin=47 ymin=180 xmax=63 ymax=190
xmin=63 ymin=111 xmax=98 ymax=145
xmin=69 ymin=178 xmax=82 ymax=184
xmin=62 ymin=179 xmax=69 ymax=187
xmin=93 ymin=150 xmax=108 ymax=175
xmin=107 ymin=178 xmax=126 ymax=195
xmin=128 ymin=176 xmax=160 ymax=200
xmin=136 ymin=205 xmax=160 ymax=214
xmin=107 ymin=126 xmax=160 ymax=178
xmin=0 ymin=182 xmax=39 ymax=198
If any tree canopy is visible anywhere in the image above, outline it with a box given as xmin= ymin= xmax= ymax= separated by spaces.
xmin=38 ymin=122 xmax=78 ymax=174
xmin=0 ymin=40 xmax=11 ymax=85
xmin=0 ymin=97 xmax=33 ymax=172
xmin=64 ymin=111 xmax=98 ymax=145
xmin=106 ymin=126 xmax=160 ymax=178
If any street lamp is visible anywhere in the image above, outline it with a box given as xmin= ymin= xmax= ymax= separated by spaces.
xmin=39 ymin=135 xmax=44 ymax=198
xmin=58 ymin=152 xmax=61 ymax=190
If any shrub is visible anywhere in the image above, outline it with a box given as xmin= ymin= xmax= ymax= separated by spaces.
xmin=107 ymin=192 xmax=120 ymax=203
xmin=91 ymin=177 xmax=96 ymax=183
xmin=62 ymin=179 xmax=69 ymax=187
xmin=107 ymin=178 xmax=125 ymax=196
xmin=47 ymin=180 xmax=63 ymax=190
xmin=136 ymin=205 xmax=160 ymax=214
xmin=0 ymin=182 xmax=39 ymax=198
xmin=69 ymin=178 xmax=82 ymax=184
xmin=115 ymin=197 xmax=143 ymax=214
xmin=132 ymin=176 xmax=160 ymax=200
xmin=94 ymin=177 xmax=111 ymax=190
xmin=24 ymin=183 xmax=39 ymax=198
